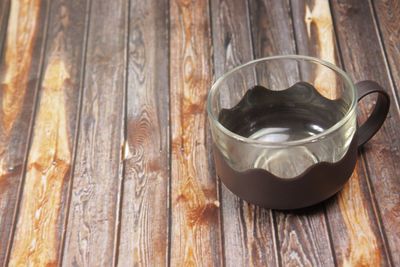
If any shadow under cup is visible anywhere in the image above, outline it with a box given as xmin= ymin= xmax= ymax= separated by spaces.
xmin=207 ymin=55 xmax=390 ymax=210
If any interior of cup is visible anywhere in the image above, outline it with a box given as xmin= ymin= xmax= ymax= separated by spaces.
xmin=208 ymin=55 xmax=356 ymax=145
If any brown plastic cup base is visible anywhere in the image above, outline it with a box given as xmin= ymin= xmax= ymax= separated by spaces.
xmin=213 ymin=135 xmax=358 ymax=210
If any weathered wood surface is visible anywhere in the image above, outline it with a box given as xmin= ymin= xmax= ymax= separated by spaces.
xmin=0 ymin=0 xmax=399 ymax=266
xmin=0 ymin=0 xmax=49 ymax=264
xmin=116 ymin=0 xmax=169 ymax=266
xmin=291 ymin=0 xmax=339 ymax=98
xmin=169 ymin=0 xmax=222 ymax=265
xmin=373 ymin=0 xmax=400 ymax=109
xmin=0 ymin=0 xmax=10 ymax=55
xmin=331 ymin=0 xmax=400 ymax=265
xmin=292 ymin=1 xmax=392 ymax=266
xmin=7 ymin=0 xmax=88 ymax=265
xmin=61 ymin=0 xmax=127 ymax=265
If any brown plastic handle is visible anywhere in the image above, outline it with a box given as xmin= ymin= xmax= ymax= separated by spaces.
xmin=356 ymin=80 xmax=390 ymax=147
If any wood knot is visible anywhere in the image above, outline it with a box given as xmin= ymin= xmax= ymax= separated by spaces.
xmin=186 ymin=103 xmax=203 ymax=114
xmin=187 ymin=201 xmax=219 ymax=227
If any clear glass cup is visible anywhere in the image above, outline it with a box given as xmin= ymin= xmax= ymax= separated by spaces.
xmin=207 ymin=55 xmax=358 ymax=179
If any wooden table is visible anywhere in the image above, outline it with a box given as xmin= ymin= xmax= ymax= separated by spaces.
xmin=0 ymin=0 xmax=399 ymax=266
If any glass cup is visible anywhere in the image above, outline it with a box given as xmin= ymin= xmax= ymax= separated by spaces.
xmin=207 ymin=55 xmax=390 ymax=209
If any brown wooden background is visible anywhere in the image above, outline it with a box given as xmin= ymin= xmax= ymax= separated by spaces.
xmin=0 ymin=0 xmax=399 ymax=266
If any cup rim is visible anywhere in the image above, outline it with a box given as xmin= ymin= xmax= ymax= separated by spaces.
xmin=207 ymin=55 xmax=357 ymax=147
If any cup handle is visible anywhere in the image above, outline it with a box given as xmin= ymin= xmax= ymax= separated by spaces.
xmin=355 ymin=80 xmax=390 ymax=147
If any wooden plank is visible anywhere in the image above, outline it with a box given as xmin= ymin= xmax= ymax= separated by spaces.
xmin=325 ymin=169 xmax=390 ymax=266
xmin=0 ymin=0 xmax=9 ymax=28
xmin=291 ymin=0 xmax=339 ymax=65
xmin=0 ymin=0 xmax=9 ymax=13
xmin=61 ymin=0 xmax=127 ymax=265
xmin=169 ymin=0 xmax=223 ymax=265
xmin=248 ymin=0 xmax=335 ymax=266
xmin=210 ymin=0 xmax=278 ymax=266
xmin=331 ymin=0 xmax=400 ymax=265
xmin=372 ymin=0 xmax=400 ymax=110
xmin=0 ymin=0 xmax=10 ymax=30
xmin=7 ymin=0 xmax=88 ymax=265
xmin=291 ymin=1 xmax=391 ymax=266
xmin=116 ymin=0 xmax=169 ymax=265
xmin=291 ymin=0 xmax=339 ymax=98
xmin=0 ymin=0 xmax=49 ymax=264
xmin=0 ymin=0 xmax=10 ymax=55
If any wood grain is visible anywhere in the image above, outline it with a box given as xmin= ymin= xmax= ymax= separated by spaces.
xmin=0 ymin=0 xmax=398 ymax=265
xmin=61 ymin=0 xmax=127 ymax=265
xmin=249 ymin=0 xmax=335 ymax=266
xmin=1 ymin=0 xmax=40 ymax=135
xmin=372 ymin=0 xmax=400 ymax=109
xmin=290 ymin=1 xmax=390 ymax=266
xmin=331 ymin=0 xmax=400 ymax=265
xmin=211 ymin=0 xmax=278 ymax=266
xmin=169 ymin=0 xmax=223 ymax=265
xmin=291 ymin=0 xmax=338 ymax=61
xmin=331 ymin=168 xmax=383 ymax=266
xmin=0 ymin=0 xmax=10 ymax=56
xmin=0 ymin=0 xmax=49 ymax=264
xmin=7 ymin=0 xmax=88 ymax=265
xmin=116 ymin=0 xmax=169 ymax=266
xmin=292 ymin=0 xmax=338 ymax=99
